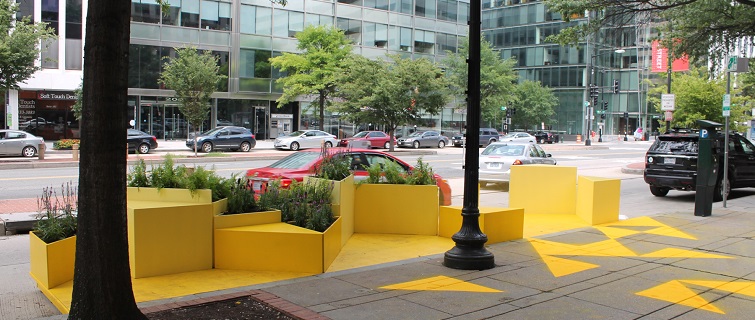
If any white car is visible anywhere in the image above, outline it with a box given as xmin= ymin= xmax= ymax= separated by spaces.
xmin=274 ymin=130 xmax=337 ymax=151
xmin=478 ymin=142 xmax=556 ymax=186
xmin=499 ymin=132 xmax=536 ymax=143
xmin=0 ymin=130 xmax=45 ymax=157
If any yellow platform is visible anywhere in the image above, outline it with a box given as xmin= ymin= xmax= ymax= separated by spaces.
xmin=576 ymin=176 xmax=621 ymax=225
xmin=509 ymin=165 xmax=577 ymax=215
xmin=438 ymin=206 xmax=524 ymax=244
xmin=354 ymin=184 xmax=439 ymax=235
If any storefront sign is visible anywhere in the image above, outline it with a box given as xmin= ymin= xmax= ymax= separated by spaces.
xmin=271 ymin=114 xmax=293 ymax=119
xmin=37 ymin=91 xmax=77 ymax=101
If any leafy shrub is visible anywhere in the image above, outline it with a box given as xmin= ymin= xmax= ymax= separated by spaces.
xmin=313 ymin=147 xmax=351 ymax=181
xmin=362 ymin=157 xmax=435 ymax=186
xmin=149 ymin=155 xmax=187 ymax=189
xmin=34 ymin=182 xmax=78 ymax=244
xmin=126 ymin=157 xmax=238 ymax=201
xmin=259 ymin=179 xmax=334 ymax=232
xmin=127 ymin=159 xmax=150 ymax=187
xmin=405 ymin=158 xmax=435 ymax=185
xmin=52 ymin=139 xmax=80 ymax=150
xmin=383 ymin=160 xmax=406 ymax=184
xmin=224 ymin=177 xmax=259 ymax=215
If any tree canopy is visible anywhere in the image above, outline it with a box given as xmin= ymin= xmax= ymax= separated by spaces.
xmin=159 ymin=47 xmax=225 ymax=154
xmin=543 ymin=0 xmax=755 ymax=70
xmin=269 ymin=24 xmax=353 ymax=130
xmin=510 ymin=81 xmax=559 ymax=131
xmin=442 ymin=35 xmax=518 ymax=125
xmin=331 ymin=54 xmax=450 ymax=151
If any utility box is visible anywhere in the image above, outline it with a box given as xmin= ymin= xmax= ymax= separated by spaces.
xmin=694 ymin=120 xmax=722 ymax=217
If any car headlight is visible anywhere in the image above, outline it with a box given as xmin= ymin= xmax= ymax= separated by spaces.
xmin=647 ymin=156 xmax=654 ymax=163
xmin=405 ymin=138 xmax=414 ymax=142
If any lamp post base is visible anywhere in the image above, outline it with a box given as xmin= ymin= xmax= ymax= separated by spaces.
xmin=443 ymin=246 xmax=495 ymax=270
xmin=585 ymin=138 xmax=591 ymax=146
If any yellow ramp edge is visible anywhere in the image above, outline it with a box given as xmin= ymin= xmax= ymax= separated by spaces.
xmin=636 ymin=280 xmax=725 ymax=314
xmin=380 ymin=276 xmax=502 ymax=293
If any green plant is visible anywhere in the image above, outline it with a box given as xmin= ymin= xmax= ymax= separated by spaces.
xmin=405 ymin=157 xmax=435 ymax=185
xmin=364 ymin=162 xmax=382 ymax=184
xmin=52 ymin=139 xmax=80 ymax=150
xmin=313 ymin=147 xmax=351 ymax=181
xmin=224 ymin=177 xmax=259 ymax=215
xmin=149 ymin=155 xmax=187 ymax=189
xmin=258 ymin=179 xmax=335 ymax=232
xmin=383 ymin=160 xmax=406 ymax=184
xmin=34 ymin=182 xmax=78 ymax=244
xmin=127 ymin=159 xmax=150 ymax=187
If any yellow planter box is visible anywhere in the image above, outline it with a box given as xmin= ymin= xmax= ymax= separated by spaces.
xmin=354 ymin=184 xmax=439 ymax=235
xmin=29 ymin=232 xmax=75 ymax=290
xmin=509 ymin=165 xmax=577 ymax=215
xmin=212 ymin=198 xmax=228 ymax=215
xmin=214 ymin=217 xmax=342 ymax=273
xmin=438 ymin=206 xmax=524 ymax=244
xmin=576 ymin=176 xmax=621 ymax=225
xmin=127 ymin=187 xmax=212 ymax=204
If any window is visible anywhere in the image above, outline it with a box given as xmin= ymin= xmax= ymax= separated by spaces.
xmin=131 ymin=0 xmax=161 ymax=24
xmin=162 ymin=0 xmax=181 ymax=26
xmin=200 ymin=0 xmax=231 ymax=31
xmin=274 ymin=10 xmax=304 ymax=38
xmin=437 ymin=0 xmax=457 ymax=22
xmin=181 ymin=0 xmax=200 ymax=28
xmin=337 ymin=18 xmax=362 ymax=45
xmin=414 ymin=30 xmax=434 ymax=54
xmin=65 ymin=0 xmax=83 ymax=70
xmin=415 ymin=0 xmax=436 ymax=19
xmin=41 ymin=0 xmax=59 ymax=69
xmin=240 ymin=49 xmax=272 ymax=79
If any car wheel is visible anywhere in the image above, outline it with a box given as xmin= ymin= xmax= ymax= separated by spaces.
xmin=138 ymin=143 xmax=150 ymax=154
xmin=649 ymin=186 xmax=669 ymax=197
xmin=240 ymin=141 xmax=252 ymax=152
xmin=324 ymin=141 xmax=333 ymax=148
xmin=384 ymin=141 xmax=390 ymax=149
xmin=413 ymin=141 xmax=420 ymax=149
xmin=201 ymin=142 xmax=213 ymax=153
xmin=22 ymin=146 xmax=36 ymax=157
xmin=290 ymin=142 xmax=300 ymax=151
xmin=438 ymin=140 xmax=445 ymax=148
xmin=713 ymin=176 xmax=731 ymax=202
xmin=539 ymin=138 xmax=545 ymax=144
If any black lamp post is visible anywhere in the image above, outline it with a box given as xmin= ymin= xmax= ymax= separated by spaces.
xmin=443 ymin=0 xmax=495 ymax=271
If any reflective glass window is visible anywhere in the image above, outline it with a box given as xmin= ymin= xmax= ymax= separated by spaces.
xmin=181 ymin=0 xmax=200 ymax=28
xmin=337 ymin=18 xmax=362 ymax=45
xmin=240 ymin=49 xmax=272 ymax=78
xmin=415 ymin=0 xmax=436 ymax=19
xmin=438 ymin=0 xmax=457 ymax=22
xmin=163 ymin=0 xmax=181 ymax=26
xmin=41 ymin=0 xmax=59 ymax=69
xmin=65 ymin=0 xmax=83 ymax=70
xmin=131 ymin=0 xmax=160 ymax=24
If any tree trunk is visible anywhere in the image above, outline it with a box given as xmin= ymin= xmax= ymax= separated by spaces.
xmin=68 ymin=0 xmax=146 ymax=319
xmin=318 ymin=90 xmax=325 ymax=131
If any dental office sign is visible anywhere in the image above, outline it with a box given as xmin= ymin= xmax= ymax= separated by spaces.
xmin=37 ymin=91 xmax=77 ymax=100
xmin=651 ymin=40 xmax=689 ymax=73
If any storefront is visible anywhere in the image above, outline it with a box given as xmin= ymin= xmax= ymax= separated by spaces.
xmin=17 ymin=90 xmax=78 ymax=140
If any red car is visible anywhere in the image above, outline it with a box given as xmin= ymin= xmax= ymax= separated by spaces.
xmin=246 ymin=148 xmax=452 ymax=206
xmin=338 ymin=131 xmax=397 ymax=149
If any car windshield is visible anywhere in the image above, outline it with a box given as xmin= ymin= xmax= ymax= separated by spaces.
xmin=353 ymin=132 xmax=369 ymax=138
xmin=408 ymin=132 xmax=423 ymax=137
xmin=501 ymin=134 xmax=516 ymax=139
xmin=201 ymin=127 xmax=225 ymax=135
xmin=482 ymin=144 xmax=525 ymax=156
xmin=268 ymin=152 xmax=321 ymax=169
xmin=287 ymin=131 xmax=306 ymax=137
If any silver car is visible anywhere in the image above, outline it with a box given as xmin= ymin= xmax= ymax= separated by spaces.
xmin=274 ymin=130 xmax=337 ymax=151
xmin=0 ymin=130 xmax=45 ymax=157
xmin=478 ymin=142 xmax=556 ymax=186
xmin=499 ymin=132 xmax=536 ymax=143
xmin=396 ymin=131 xmax=449 ymax=148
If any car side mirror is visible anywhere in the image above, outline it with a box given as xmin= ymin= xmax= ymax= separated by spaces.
xmin=546 ymin=154 xmax=552 ymax=157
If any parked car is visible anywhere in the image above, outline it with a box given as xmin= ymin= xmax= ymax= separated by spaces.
xmin=396 ymin=131 xmax=449 ymax=148
xmin=185 ymin=126 xmax=256 ymax=153
xmin=274 ymin=130 xmax=337 ymax=151
xmin=127 ymin=129 xmax=158 ymax=154
xmin=643 ymin=129 xmax=755 ymax=200
xmin=531 ymin=131 xmax=557 ymax=144
xmin=451 ymin=128 xmax=501 ymax=147
xmin=478 ymin=142 xmax=556 ymax=187
xmin=0 ymin=129 xmax=44 ymax=157
xmin=19 ymin=117 xmax=50 ymax=128
xmin=338 ymin=131 xmax=396 ymax=149
xmin=499 ymin=132 xmax=536 ymax=143
xmin=246 ymin=149 xmax=452 ymax=205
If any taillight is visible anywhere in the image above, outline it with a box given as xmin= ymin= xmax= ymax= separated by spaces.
xmin=251 ymin=134 xmax=255 ymax=139
xmin=152 ymin=137 xmax=157 ymax=142
xmin=280 ymin=179 xmax=293 ymax=188
xmin=512 ymin=159 xmax=523 ymax=165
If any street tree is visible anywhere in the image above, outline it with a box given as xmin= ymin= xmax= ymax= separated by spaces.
xmin=67 ymin=0 xmax=146 ymax=318
xmin=646 ymin=66 xmax=749 ymax=132
xmin=543 ymin=0 xmax=755 ymax=70
xmin=510 ymin=81 xmax=558 ymax=131
xmin=159 ymin=47 xmax=226 ymax=156
xmin=332 ymin=54 xmax=450 ymax=151
xmin=269 ymin=24 xmax=353 ymax=131
xmin=442 ymin=35 xmax=518 ymax=125
xmin=0 ymin=0 xmax=55 ymax=128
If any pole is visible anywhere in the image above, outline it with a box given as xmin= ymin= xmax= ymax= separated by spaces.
xmin=443 ymin=0 xmax=494 ymax=270
xmin=723 ymin=72 xmax=730 ymax=207
xmin=665 ymin=41 xmax=672 ymax=133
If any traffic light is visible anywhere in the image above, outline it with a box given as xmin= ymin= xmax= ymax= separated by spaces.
xmin=623 ymin=112 xmax=629 ymax=119
xmin=589 ymin=84 xmax=599 ymax=98
xmin=600 ymin=114 xmax=606 ymax=120
xmin=603 ymin=101 xmax=608 ymax=111
xmin=511 ymin=108 xmax=517 ymax=116
xmin=613 ymin=79 xmax=620 ymax=93
xmin=592 ymin=96 xmax=598 ymax=107
xmin=506 ymin=108 xmax=512 ymax=117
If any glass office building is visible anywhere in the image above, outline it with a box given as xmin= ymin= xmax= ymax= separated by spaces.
xmin=8 ymin=0 xmax=471 ymax=140
xmin=482 ymin=0 xmax=655 ymax=137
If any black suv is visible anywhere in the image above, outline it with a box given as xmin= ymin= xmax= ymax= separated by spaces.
xmin=643 ymin=129 xmax=755 ymax=200
xmin=451 ymin=128 xmax=501 ymax=147
xmin=531 ymin=131 xmax=557 ymax=144
xmin=186 ymin=126 xmax=256 ymax=153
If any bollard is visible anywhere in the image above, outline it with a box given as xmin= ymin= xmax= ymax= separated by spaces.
xmin=38 ymin=143 xmax=46 ymax=160
xmin=72 ymin=144 xmax=79 ymax=161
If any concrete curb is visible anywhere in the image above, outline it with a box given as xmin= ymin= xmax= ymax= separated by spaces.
xmin=621 ymin=164 xmax=645 ymax=175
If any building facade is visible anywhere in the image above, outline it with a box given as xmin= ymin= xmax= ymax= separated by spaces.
xmin=482 ymin=0 xmax=656 ymax=137
xmin=8 ymin=0 xmax=471 ymax=141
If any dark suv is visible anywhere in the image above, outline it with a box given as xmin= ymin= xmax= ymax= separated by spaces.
xmin=643 ymin=129 xmax=755 ymax=200
xmin=531 ymin=131 xmax=557 ymax=144
xmin=186 ymin=126 xmax=256 ymax=153
xmin=451 ymin=128 xmax=501 ymax=147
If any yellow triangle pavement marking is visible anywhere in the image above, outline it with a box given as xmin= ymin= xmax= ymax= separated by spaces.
xmin=379 ymin=276 xmax=502 ymax=293
xmin=636 ymin=280 xmax=724 ymax=314
xmin=606 ymin=217 xmax=697 ymax=240
xmin=641 ymin=248 xmax=733 ymax=259
xmin=541 ymin=255 xmax=600 ymax=277
xmin=644 ymin=227 xmax=697 ymax=240
xmin=681 ymin=280 xmax=755 ymax=298
xmin=578 ymin=239 xmax=639 ymax=257
xmin=594 ymin=226 xmax=641 ymax=239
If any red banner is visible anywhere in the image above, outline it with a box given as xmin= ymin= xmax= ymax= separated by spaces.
xmin=651 ymin=40 xmax=689 ymax=72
